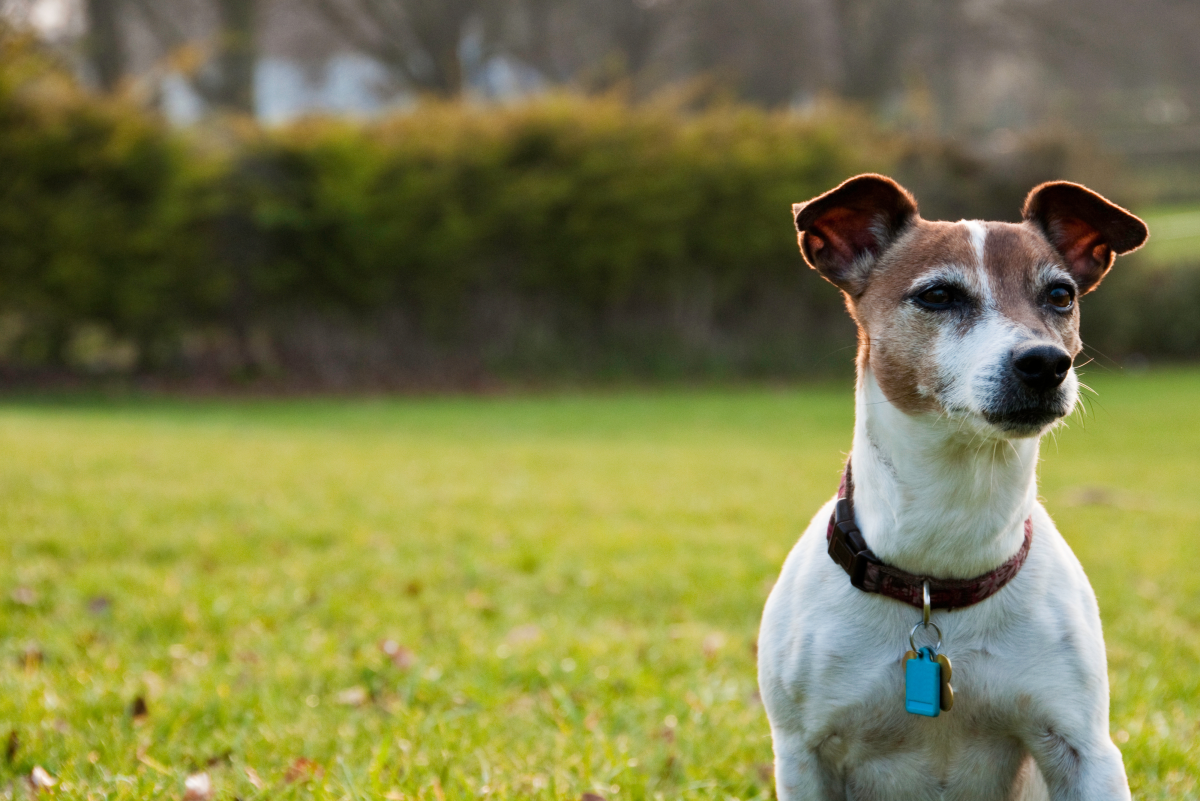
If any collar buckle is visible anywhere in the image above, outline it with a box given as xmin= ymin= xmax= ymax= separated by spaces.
xmin=828 ymin=514 xmax=880 ymax=590
xmin=848 ymin=546 xmax=881 ymax=590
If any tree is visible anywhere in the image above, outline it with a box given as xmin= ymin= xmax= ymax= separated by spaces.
xmin=685 ymin=0 xmax=816 ymax=105
xmin=127 ymin=0 xmax=260 ymax=114
xmin=85 ymin=0 xmax=126 ymax=92
xmin=211 ymin=0 xmax=256 ymax=113
xmin=601 ymin=0 xmax=674 ymax=78
xmin=495 ymin=0 xmax=563 ymax=81
xmin=308 ymin=0 xmax=481 ymax=97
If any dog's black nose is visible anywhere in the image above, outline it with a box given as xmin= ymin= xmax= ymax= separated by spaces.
xmin=1011 ymin=345 xmax=1072 ymax=391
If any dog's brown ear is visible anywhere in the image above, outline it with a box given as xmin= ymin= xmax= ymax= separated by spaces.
xmin=1023 ymin=182 xmax=1148 ymax=294
xmin=793 ymin=174 xmax=917 ymax=294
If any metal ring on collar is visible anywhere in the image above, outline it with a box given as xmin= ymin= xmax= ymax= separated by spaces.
xmin=922 ymin=580 xmax=931 ymax=627
xmin=909 ymin=620 xmax=942 ymax=653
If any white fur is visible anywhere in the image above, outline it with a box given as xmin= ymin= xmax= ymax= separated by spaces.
xmin=758 ymin=223 xmax=1128 ymax=800
xmin=964 ymin=219 xmax=988 ymax=267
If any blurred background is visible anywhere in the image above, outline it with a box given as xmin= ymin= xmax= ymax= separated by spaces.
xmin=1 ymin=8 xmax=1198 ymax=797
xmin=2 ymin=0 xmax=1200 ymax=389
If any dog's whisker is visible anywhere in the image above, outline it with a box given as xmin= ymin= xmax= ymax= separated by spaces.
xmin=1078 ymin=341 xmax=1123 ymax=372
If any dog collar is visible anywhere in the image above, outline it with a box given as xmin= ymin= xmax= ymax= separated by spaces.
xmin=826 ymin=459 xmax=1033 ymax=610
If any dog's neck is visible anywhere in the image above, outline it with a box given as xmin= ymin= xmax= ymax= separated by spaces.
xmin=849 ymin=368 xmax=1039 ymax=579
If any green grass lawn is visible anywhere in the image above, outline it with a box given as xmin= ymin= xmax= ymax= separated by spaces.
xmin=0 ymin=371 xmax=1197 ymax=800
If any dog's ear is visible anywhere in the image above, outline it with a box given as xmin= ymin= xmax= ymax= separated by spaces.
xmin=793 ymin=174 xmax=918 ymax=295
xmin=1023 ymin=182 xmax=1148 ymax=294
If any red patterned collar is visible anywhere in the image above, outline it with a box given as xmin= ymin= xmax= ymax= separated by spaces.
xmin=826 ymin=459 xmax=1033 ymax=611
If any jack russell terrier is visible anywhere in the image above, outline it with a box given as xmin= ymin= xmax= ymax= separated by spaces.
xmin=758 ymin=175 xmax=1147 ymax=800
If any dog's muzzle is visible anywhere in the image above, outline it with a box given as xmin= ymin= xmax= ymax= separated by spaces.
xmin=983 ymin=344 xmax=1074 ymax=433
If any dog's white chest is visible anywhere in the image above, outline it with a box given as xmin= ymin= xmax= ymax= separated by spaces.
xmin=781 ymin=653 xmax=1031 ymax=799
xmin=758 ymin=497 xmax=1120 ymax=801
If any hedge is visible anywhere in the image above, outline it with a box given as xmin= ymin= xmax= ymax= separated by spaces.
xmin=0 ymin=43 xmax=190 ymax=364
xmin=0 ymin=37 xmax=1191 ymax=385
xmin=0 ymin=38 xmax=887 ymax=381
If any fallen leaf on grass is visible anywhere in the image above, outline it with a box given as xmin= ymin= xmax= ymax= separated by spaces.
xmin=505 ymin=624 xmax=542 ymax=645
xmin=11 ymin=587 xmax=37 ymax=606
xmin=335 ymin=686 xmax=369 ymax=706
xmin=702 ymin=632 xmax=726 ymax=659
xmin=21 ymin=644 xmax=43 ymax=673
xmin=506 ymin=694 xmax=536 ymax=715
xmin=30 ymin=766 xmax=56 ymax=790
xmin=205 ymin=750 xmax=232 ymax=767
xmin=581 ymin=793 xmax=605 ymax=801
xmin=380 ymin=640 xmax=415 ymax=669
xmin=521 ymin=773 xmax=549 ymax=792
xmin=285 ymin=758 xmax=324 ymax=784
xmin=245 ymin=767 xmax=264 ymax=789
xmin=183 ymin=771 xmax=213 ymax=800
xmin=465 ymin=590 xmax=493 ymax=611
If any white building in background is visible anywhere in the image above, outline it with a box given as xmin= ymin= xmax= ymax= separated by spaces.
xmin=8 ymin=0 xmax=546 ymax=126
xmin=161 ymin=53 xmax=400 ymax=126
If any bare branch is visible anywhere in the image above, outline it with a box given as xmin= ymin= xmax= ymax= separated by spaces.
xmin=307 ymin=0 xmax=416 ymax=84
xmin=127 ymin=0 xmax=189 ymax=49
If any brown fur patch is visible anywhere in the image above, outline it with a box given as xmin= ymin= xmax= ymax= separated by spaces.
xmin=984 ymin=223 xmax=1082 ymax=357
xmin=851 ymin=221 xmax=980 ymax=414
xmin=845 ymin=219 xmax=1084 ymax=414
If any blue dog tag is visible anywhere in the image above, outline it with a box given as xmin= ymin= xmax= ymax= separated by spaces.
xmin=905 ymin=647 xmax=942 ymax=717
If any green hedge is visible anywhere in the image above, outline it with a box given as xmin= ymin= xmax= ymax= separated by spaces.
xmin=214 ymin=103 xmax=855 ymax=314
xmin=0 ymin=42 xmax=888 ymax=379
xmin=0 ymin=43 xmax=192 ymax=364
xmin=1 ymin=37 xmax=1193 ymax=383
xmin=1080 ymin=261 xmax=1200 ymax=362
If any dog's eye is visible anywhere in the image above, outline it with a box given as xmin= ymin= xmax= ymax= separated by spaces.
xmin=914 ymin=286 xmax=955 ymax=309
xmin=1046 ymin=285 xmax=1075 ymax=310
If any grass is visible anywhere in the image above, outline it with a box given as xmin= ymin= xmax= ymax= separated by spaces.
xmin=0 ymin=370 xmax=1197 ymax=800
xmin=1138 ymin=204 xmax=1200 ymax=266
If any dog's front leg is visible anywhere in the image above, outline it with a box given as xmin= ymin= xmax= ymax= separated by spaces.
xmin=1025 ymin=728 xmax=1130 ymax=801
xmin=770 ymin=728 xmax=844 ymax=801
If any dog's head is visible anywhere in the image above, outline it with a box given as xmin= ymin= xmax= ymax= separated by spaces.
xmin=794 ymin=174 xmax=1147 ymax=439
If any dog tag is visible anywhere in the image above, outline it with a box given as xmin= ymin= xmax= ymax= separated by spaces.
xmin=936 ymin=653 xmax=954 ymax=711
xmin=904 ymin=647 xmax=941 ymax=717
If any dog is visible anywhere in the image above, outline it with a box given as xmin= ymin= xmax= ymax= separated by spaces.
xmin=757 ymin=174 xmax=1147 ymax=801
